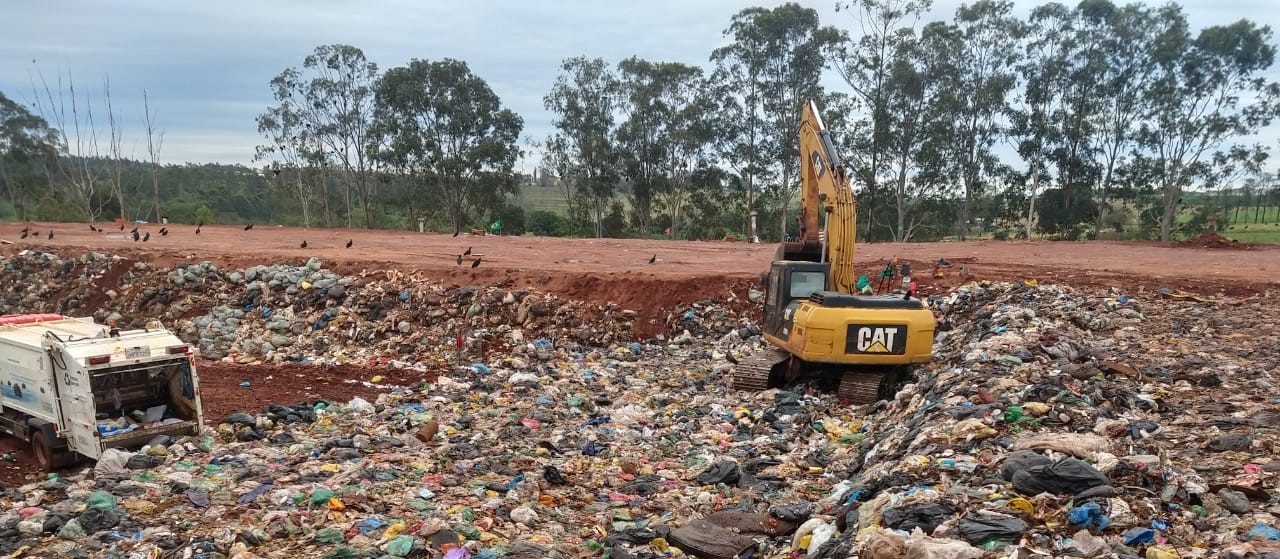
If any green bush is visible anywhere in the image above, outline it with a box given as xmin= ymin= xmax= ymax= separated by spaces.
xmin=527 ymin=210 xmax=570 ymax=237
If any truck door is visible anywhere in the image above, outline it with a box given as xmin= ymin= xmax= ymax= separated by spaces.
xmin=53 ymin=361 xmax=97 ymax=457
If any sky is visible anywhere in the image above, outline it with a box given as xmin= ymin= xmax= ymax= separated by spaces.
xmin=2 ymin=0 xmax=1277 ymax=171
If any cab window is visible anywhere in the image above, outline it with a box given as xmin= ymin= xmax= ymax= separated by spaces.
xmin=790 ymin=271 xmax=826 ymax=299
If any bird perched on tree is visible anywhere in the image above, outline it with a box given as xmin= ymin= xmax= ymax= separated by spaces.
xmin=463 ymin=247 xmax=472 ymax=256
xmin=648 ymin=254 xmax=656 ymax=264
xmin=456 ymin=254 xmax=463 ymax=265
xmin=143 ymin=232 xmax=150 ymax=242
xmin=345 ymin=239 xmax=353 ymax=248
xmin=244 ymin=223 xmax=254 ymax=231
xmin=132 ymin=231 xmax=140 ymax=242
xmin=47 ymin=230 xmax=53 ymax=240
xmin=300 ymin=240 xmax=307 ymax=249
xmin=471 ymin=257 xmax=481 ymax=268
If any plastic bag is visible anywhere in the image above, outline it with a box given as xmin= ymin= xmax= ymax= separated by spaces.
xmin=882 ymin=502 xmax=956 ymax=534
xmin=956 ymin=512 xmax=1027 ymax=545
xmin=696 ymin=461 xmax=740 ymax=485
xmin=1012 ymin=457 xmax=1111 ymax=496
xmin=87 ymin=490 xmax=117 ymax=510
xmin=384 ymin=535 xmax=415 ymax=557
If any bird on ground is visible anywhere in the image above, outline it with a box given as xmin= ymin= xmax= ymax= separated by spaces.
xmin=471 ymin=257 xmax=481 ymax=268
xmin=20 ymin=225 xmax=29 ymax=234
xmin=463 ymin=247 xmax=472 ymax=256
xmin=130 ymin=227 xmax=138 ymax=234
xmin=29 ymin=231 xmax=39 ymax=238
xmin=118 ymin=223 xmax=124 ymax=231
xmin=89 ymin=224 xmax=97 ymax=232
xmin=345 ymin=239 xmax=353 ymax=248
xmin=456 ymin=254 xmax=463 ymax=265
xmin=47 ymin=230 xmax=53 ymax=240
xmin=195 ymin=223 xmax=202 ymax=235
xmin=159 ymin=227 xmax=168 ymax=236
xmin=143 ymin=232 xmax=150 ymax=242
xmin=20 ymin=231 xmax=28 ymax=239
xmin=132 ymin=231 xmax=140 ymax=242
xmin=452 ymin=230 xmax=459 ymax=238
xmin=648 ymin=254 xmax=656 ymax=264
xmin=300 ymin=240 xmax=307 ymax=249
xmin=244 ymin=223 xmax=254 ymax=231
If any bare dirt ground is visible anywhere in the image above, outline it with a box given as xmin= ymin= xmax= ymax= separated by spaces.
xmin=0 ymin=221 xmax=1276 ymax=485
xmin=2 ymin=221 xmax=1276 ymax=299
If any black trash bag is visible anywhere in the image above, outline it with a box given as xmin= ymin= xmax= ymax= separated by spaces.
xmin=223 ymin=413 xmax=256 ymax=426
xmin=77 ymin=507 xmax=121 ymax=532
xmin=622 ymin=476 xmax=662 ymax=496
xmin=881 ymin=502 xmax=957 ymax=534
xmin=1000 ymin=450 xmax=1051 ymax=482
xmin=1208 ymin=434 xmax=1252 ymax=452
xmin=957 ymin=512 xmax=1028 ymax=545
xmin=602 ymin=527 xmax=659 ymax=546
xmin=696 ymin=461 xmax=740 ymax=485
xmin=543 ymin=465 xmax=567 ymax=485
xmin=1012 ymin=457 xmax=1111 ymax=496
xmin=126 ymin=454 xmax=158 ymax=470
xmin=770 ymin=503 xmax=815 ymax=523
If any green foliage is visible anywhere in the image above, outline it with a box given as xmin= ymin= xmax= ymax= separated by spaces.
xmin=527 ymin=210 xmax=571 ymax=237
xmin=374 ymin=58 xmax=523 ymax=234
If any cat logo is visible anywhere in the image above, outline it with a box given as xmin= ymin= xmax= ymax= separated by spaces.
xmin=811 ymin=151 xmax=825 ymax=178
xmin=847 ymin=325 xmax=906 ymax=355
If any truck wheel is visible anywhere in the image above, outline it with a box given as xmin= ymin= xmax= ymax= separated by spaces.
xmin=30 ymin=431 xmax=54 ymax=473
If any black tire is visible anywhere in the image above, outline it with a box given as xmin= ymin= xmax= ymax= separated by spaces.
xmin=30 ymin=430 xmax=53 ymax=473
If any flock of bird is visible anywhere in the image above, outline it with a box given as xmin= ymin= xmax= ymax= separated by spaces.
xmin=11 ymin=223 xmax=676 ymax=271
xmin=16 ymin=222 xmax=358 ymax=253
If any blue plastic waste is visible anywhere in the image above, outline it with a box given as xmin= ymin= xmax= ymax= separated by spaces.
xmin=1122 ymin=527 xmax=1154 ymax=545
xmin=1247 ymin=523 xmax=1280 ymax=541
xmin=1068 ymin=502 xmax=1111 ymax=530
xmin=356 ymin=517 xmax=388 ymax=534
xmin=582 ymin=441 xmax=603 ymax=456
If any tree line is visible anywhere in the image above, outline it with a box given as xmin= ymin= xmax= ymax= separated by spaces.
xmin=3 ymin=0 xmax=1279 ymax=242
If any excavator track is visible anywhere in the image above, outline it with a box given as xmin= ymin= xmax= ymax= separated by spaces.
xmin=838 ymin=368 xmax=906 ymax=405
xmin=732 ymin=348 xmax=792 ymax=392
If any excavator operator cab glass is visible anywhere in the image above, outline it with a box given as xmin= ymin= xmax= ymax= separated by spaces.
xmin=790 ymin=271 xmax=826 ymax=299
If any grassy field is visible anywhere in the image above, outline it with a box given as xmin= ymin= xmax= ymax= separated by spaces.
xmin=516 ymin=184 xmax=573 ymax=215
xmin=1220 ymin=221 xmax=1280 ymax=243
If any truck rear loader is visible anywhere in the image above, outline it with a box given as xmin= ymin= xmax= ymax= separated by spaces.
xmin=0 ymin=314 xmax=204 ymax=471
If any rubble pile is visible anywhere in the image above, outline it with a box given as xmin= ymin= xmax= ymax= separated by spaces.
xmin=1 ymin=249 xmax=1278 ymax=558
xmin=0 ymin=251 xmax=749 ymax=369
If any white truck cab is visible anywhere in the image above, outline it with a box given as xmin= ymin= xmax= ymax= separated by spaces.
xmin=0 ymin=314 xmax=204 ymax=471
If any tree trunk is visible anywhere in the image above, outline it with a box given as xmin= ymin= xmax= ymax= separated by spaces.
xmin=151 ymin=163 xmax=161 ymax=222
xmin=1160 ymin=182 xmax=1177 ymax=242
xmin=1092 ymin=156 xmax=1118 ymax=239
xmin=1026 ymin=158 xmax=1040 ymax=240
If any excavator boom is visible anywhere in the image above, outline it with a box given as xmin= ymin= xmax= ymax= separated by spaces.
xmin=777 ymin=100 xmax=859 ymax=295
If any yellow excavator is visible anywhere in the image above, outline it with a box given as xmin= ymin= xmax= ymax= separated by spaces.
xmin=732 ymin=99 xmax=936 ymax=404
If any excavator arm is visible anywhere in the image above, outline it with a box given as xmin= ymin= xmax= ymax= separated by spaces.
xmin=778 ymin=99 xmax=859 ymax=295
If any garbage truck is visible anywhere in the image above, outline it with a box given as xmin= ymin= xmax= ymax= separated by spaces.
xmin=0 ymin=314 xmax=204 ymax=471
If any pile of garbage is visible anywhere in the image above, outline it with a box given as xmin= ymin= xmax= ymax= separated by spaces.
xmin=0 ymin=273 xmax=1274 ymax=557
xmin=0 ymin=251 xmax=749 ymax=369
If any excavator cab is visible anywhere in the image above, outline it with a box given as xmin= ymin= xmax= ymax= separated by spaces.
xmin=762 ymin=261 xmax=829 ymax=339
